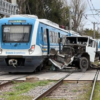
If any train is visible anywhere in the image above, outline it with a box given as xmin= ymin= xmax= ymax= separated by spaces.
xmin=0 ymin=14 xmax=80 ymax=72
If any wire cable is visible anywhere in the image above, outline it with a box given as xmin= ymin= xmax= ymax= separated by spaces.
xmin=87 ymin=0 xmax=99 ymax=22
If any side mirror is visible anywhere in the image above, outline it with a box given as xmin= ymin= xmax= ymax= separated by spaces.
xmin=58 ymin=38 xmax=62 ymax=43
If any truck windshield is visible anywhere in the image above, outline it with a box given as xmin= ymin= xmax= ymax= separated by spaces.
xmin=65 ymin=37 xmax=88 ymax=45
xmin=3 ymin=25 xmax=31 ymax=43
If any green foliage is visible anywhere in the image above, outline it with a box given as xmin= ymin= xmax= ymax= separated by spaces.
xmin=1 ymin=80 xmax=50 ymax=100
xmin=39 ymin=98 xmax=67 ymax=100
xmin=6 ymin=95 xmax=33 ymax=100
xmin=25 ymin=0 xmax=69 ymax=26
xmin=84 ymin=28 xmax=100 ymax=39
xmin=14 ymin=81 xmax=50 ymax=91
xmin=93 ymin=82 xmax=100 ymax=100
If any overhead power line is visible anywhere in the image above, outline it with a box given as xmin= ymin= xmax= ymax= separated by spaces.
xmin=89 ymin=0 xmax=100 ymax=18
xmin=87 ymin=0 xmax=99 ymax=22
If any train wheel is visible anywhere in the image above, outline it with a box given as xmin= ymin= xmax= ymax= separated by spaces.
xmin=79 ymin=57 xmax=89 ymax=72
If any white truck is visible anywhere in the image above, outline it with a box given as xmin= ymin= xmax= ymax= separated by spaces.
xmin=50 ymin=36 xmax=98 ymax=71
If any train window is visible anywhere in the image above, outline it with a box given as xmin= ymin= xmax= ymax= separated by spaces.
xmin=43 ymin=29 xmax=47 ymax=43
xmin=49 ymin=31 xmax=53 ymax=43
xmin=56 ymin=33 xmax=58 ymax=43
xmin=49 ymin=31 xmax=59 ymax=43
xmin=52 ymin=31 xmax=54 ymax=43
xmin=53 ymin=32 xmax=58 ymax=43
xmin=51 ymin=31 xmax=53 ymax=43
xmin=52 ymin=32 xmax=55 ymax=43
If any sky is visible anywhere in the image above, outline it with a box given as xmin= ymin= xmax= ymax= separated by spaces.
xmin=84 ymin=0 xmax=100 ymax=30
xmin=67 ymin=0 xmax=100 ymax=30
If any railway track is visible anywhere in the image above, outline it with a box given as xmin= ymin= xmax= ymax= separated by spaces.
xmin=34 ymin=72 xmax=72 ymax=100
xmin=33 ymin=69 xmax=99 ymax=100
xmin=0 ymin=69 xmax=99 ymax=100
xmin=89 ymin=70 xmax=99 ymax=100
xmin=0 ymin=73 xmax=35 ymax=88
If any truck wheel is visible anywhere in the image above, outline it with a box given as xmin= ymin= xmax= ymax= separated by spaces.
xmin=79 ymin=57 xmax=89 ymax=72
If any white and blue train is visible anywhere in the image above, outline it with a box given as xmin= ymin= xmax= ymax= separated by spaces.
xmin=0 ymin=15 xmax=80 ymax=72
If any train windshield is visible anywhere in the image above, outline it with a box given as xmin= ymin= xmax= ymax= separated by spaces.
xmin=3 ymin=25 xmax=31 ymax=43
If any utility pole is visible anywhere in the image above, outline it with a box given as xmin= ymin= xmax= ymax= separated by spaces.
xmin=92 ymin=22 xmax=100 ymax=39
xmin=69 ymin=10 xmax=72 ymax=33
xmin=93 ymin=22 xmax=96 ymax=39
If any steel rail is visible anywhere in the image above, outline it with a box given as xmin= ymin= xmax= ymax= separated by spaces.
xmin=0 ymin=72 xmax=9 ymax=76
xmin=89 ymin=70 xmax=99 ymax=100
xmin=0 ymin=73 xmax=34 ymax=88
xmin=33 ymin=72 xmax=72 ymax=100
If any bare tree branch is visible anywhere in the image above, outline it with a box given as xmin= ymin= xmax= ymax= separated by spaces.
xmin=17 ymin=0 xmax=26 ymax=14
xmin=69 ymin=0 xmax=87 ymax=31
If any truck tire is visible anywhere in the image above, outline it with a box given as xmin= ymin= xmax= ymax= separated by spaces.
xmin=79 ymin=57 xmax=89 ymax=72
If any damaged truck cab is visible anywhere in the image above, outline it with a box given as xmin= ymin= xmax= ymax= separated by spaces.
xmin=50 ymin=36 xmax=97 ymax=71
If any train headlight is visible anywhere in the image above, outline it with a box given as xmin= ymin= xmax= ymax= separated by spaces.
xmin=29 ymin=45 xmax=35 ymax=54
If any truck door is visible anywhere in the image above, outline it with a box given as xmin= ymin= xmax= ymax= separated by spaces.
xmin=86 ymin=39 xmax=96 ymax=62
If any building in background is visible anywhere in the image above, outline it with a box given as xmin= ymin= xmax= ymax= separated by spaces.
xmin=0 ymin=0 xmax=18 ymax=16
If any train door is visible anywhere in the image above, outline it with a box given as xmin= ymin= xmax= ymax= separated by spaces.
xmin=46 ymin=29 xmax=50 ymax=54
xmin=58 ymin=32 xmax=61 ymax=53
xmin=40 ymin=25 xmax=50 ymax=55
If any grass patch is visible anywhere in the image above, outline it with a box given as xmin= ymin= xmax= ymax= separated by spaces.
xmin=93 ymin=82 xmax=100 ymax=100
xmin=5 ymin=95 xmax=33 ymax=100
xmin=1 ymin=80 xmax=51 ymax=100
xmin=92 ymin=61 xmax=100 ymax=66
xmin=72 ymin=89 xmax=77 ymax=92
xmin=75 ymin=84 xmax=92 ymax=100
xmin=39 ymin=98 xmax=67 ymax=100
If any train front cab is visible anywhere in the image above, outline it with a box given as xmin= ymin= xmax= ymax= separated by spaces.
xmin=0 ymin=16 xmax=44 ymax=72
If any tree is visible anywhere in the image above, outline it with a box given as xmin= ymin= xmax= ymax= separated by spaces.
xmin=84 ymin=28 xmax=100 ymax=39
xmin=24 ymin=0 xmax=69 ymax=25
xmin=6 ymin=0 xmax=69 ymax=26
xmin=69 ymin=0 xmax=87 ymax=31
xmin=17 ymin=0 xmax=27 ymax=14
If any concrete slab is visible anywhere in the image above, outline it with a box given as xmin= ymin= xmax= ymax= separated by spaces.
xmin=28 ymin=72 xmax=69 ymax=80
xmin=0 ymin=75 xmax=26 ymax=80
xmin=79 ymin=73 xmax=95 ymax=81
xmin=97 ymin=72 xmax=100 ymax=80
xmin=0 ymin=70 xmax=97 ymax=81
xmin=64 ymin=72 xmax=85 ymax=80
xmin=65 ymin=70 xmax=96 ymax=81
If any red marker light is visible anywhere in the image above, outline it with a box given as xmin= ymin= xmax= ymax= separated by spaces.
xmin=31 ymin=45 xmax=35 ymax=50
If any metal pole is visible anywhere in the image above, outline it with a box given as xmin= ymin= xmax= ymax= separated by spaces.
xmin=93 ymin=22 xmax=95 ymax=39
xmin=69 ymin=10 xmax=71 ymax=31
xmin=89 ymin=70 xmax=99 ymax=100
